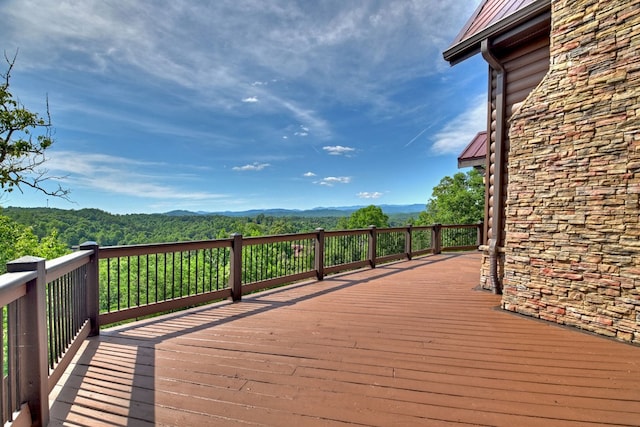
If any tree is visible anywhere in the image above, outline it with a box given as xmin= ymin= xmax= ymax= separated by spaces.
xmin=1 ymin=51 xmax=69 ymax=198
xmin=418 ymin=169 xmax=484 ymax=225
xmin=0 ymin=214 xmax=69 ymax=274
xmin=338 ymin=205 xmax=390 ymax=229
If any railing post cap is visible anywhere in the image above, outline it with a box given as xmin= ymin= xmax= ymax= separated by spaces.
xmin=315 ymin=227 xmax=324 ymax=231
xmin=80 ymin=241 xmax=99 ymax=248
xmin=6 ymin=256 xmax=46 ymax=272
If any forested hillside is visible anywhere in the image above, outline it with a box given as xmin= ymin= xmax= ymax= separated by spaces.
xmin=1 ymin=207 xmax=418 ymax=248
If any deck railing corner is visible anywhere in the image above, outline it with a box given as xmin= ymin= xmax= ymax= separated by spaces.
xmin=6 ymin=256 xmax=49 ymax=427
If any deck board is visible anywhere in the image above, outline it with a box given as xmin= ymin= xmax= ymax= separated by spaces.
xmin=50 ymin=253 xmax=640 ymax=426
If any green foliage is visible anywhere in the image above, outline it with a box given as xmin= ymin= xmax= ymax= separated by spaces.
xmin=418 ymin=169 xmax=484 ymax=225
xmin=0 ymin=206 xmax=418 ymax=257
xmin=0 ymin=52 xmax=68 ymax=198
xmin=1 ymin=207 xmax=347 ymax=247
xmin=338 ymin=205 xmax=390 ymax=229
xmin=0 ymin=214 xmax=69 ymax=273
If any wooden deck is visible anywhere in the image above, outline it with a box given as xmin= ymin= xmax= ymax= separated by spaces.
xmin=49 ymin=252 xmax=640 ymax=426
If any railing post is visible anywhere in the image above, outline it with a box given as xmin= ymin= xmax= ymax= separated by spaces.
xmin=405 ymin=225 xmax=413 ymax=260
xmin=80 ymin=241 xmax=100 ymax=336
xmin=432 ymin=224 xmax=442 ymax=254
xmin=477 ymin=221 xmax=484 ymax=247
xmin=229 ymin=233 xmax=243 ymax=302
xmin=7 ymin=256 xmax=49 ymax=427
xmin=368 ymin=226 xmax=377 ymax=268
xmin=315 ymin=228 xmax=325 ymax=280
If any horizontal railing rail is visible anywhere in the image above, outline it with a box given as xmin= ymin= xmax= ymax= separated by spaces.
xmin=0 ymin=221 xmax=481 ymax=426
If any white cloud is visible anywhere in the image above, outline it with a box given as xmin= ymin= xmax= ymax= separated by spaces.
xmin=303 ymin=172 xmax=316 ymax=177
xmin=316 ymin=176 xmax=351 ymax=186
xmin=232 ymin=162 xmax=271 ymax=171
xmin=294 ymin=124 xmax=310 ymax=136
xmin=430 ymin=97 xmax=486 ymax=155
xmin=242 ymin=96 xmax=259 ymax=103
xmin=357 ymin=192 xmax=383 ymax=199
xmin=0 ymin=1 xmax=481 ymax=123
xmin=46 ymin=151 xmax=227 ymax=201
xmin=323 ymin=145 xmax=356 ymax=156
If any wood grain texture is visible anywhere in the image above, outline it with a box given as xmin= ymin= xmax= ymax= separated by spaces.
xmin=50 ymin=253 xmax=640 ymax=426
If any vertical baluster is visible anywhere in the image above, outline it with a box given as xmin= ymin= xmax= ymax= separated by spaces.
xmin=71 ymin=270 xmax=77 ymax=341
xmin=135 ymin=255 xmax=140 ymax=306
xmin=249 ymin=245 xmax=253 ymax=283
xmin=187 ymin=251 xmax=192 ymax=296
xmin=215 ymin=248 xmax=220 ymax=291
xmin=66 ymin=272 xmax=72 ymax=353
xmin=106 ymin=258 xmax=111 ymax=312
xmin=269 ymin=243 xmax=280 ymax=276
xmin=210 ymin=248 xmax=213 ymax=292
xmin=224 ymin=247 xmax=229 ymax=289
xmin=247 ymin=244 xmax=251 ymax=283
xmin=58 ymin=277 xmax=65 ymax=364
xmin=195 ymin=250 xmax=200 ymax=294
xmin=52 ymin=279 xmax=60 ymax=370
xmin=6 ymin=303 xmax=16 ymax=422
xmin=64 ymin=274 xmax=71 ymax=359
xmin=3 ymin=301 xmax=21 ymax=421
xmin=60 ymin=277 xmax=66 ymax=365
xmin=195 ymin=249 xmax=204 ymax=294
xmin=154 ymin=254 xmax=159 ymax=303
xmin=63 ymin=275 xmax=69 ymax=362
xmin=116 ymin=257 xmax=121 ymax=311
xmin=126 ymin=256 xmax=131 ymax=308
xmin=74 ymin=268 xmax=81 ymax=332
xmin=46 ymin=281 xmax=54 ymax=370
xmin=244 ymin=245 xmax=249 ymax=284
xmin=264 ymin=243 xmax=268 ymax=281
xmin=179 ymin=251 xmax=183 ymax=297
xmin=162 ymin=253 xmax=167 ymax=301
xmin=171 ymin=252 xmax=175 ymax=299
xmin=1 ymin=306 xmax=5 ymax=424
xmin=269 ymin=243 xmax=272 ymax=279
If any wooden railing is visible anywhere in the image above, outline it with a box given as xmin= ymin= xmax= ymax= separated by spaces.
xmin=0 ymin=222 xmax=481 ymax=426
xmin=0 ymin=246 xmax=98 ymax=427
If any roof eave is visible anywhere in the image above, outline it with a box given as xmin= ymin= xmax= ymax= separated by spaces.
xmin=443 ymin=0 xmax=551 ymax=65
xmin=458 ymin=157 xmax=486 ymax=169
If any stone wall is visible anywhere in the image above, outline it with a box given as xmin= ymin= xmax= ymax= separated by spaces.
xmin=503 ymin=0 xmax=640 ymax=343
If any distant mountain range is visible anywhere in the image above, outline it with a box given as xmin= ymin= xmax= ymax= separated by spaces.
xmin=164 ymin=204 xmax=425 ymax=218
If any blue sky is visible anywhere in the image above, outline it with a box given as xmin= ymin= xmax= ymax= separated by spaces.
xmin=1 ymin=0 xmax=486 ymax=214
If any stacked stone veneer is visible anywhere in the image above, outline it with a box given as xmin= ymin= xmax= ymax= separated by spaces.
xmin=503 ymin=0 xmax=640 ymax=343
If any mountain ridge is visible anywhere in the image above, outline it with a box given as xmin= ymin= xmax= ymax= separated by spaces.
xmin=164 ymin=204 xmax=424 ymax=217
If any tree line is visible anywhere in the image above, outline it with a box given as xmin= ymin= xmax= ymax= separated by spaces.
xmin=0 ymin=167 xmax=484 ymax=274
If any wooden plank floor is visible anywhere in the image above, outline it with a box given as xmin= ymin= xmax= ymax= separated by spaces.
xmin=49 ymin=252 xmax=640 ymax=426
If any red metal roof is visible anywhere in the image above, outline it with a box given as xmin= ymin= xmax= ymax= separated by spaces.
xmin=452 ymin=0 xmax=537 ymax=46
xmin=443 ymin=0 xmax=549 ymax=64
xmin=458 ymin=131 xmax=487 ymax=169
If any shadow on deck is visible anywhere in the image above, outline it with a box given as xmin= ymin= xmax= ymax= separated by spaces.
xmin=49 ymin=252 xmax=640 ymax=426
